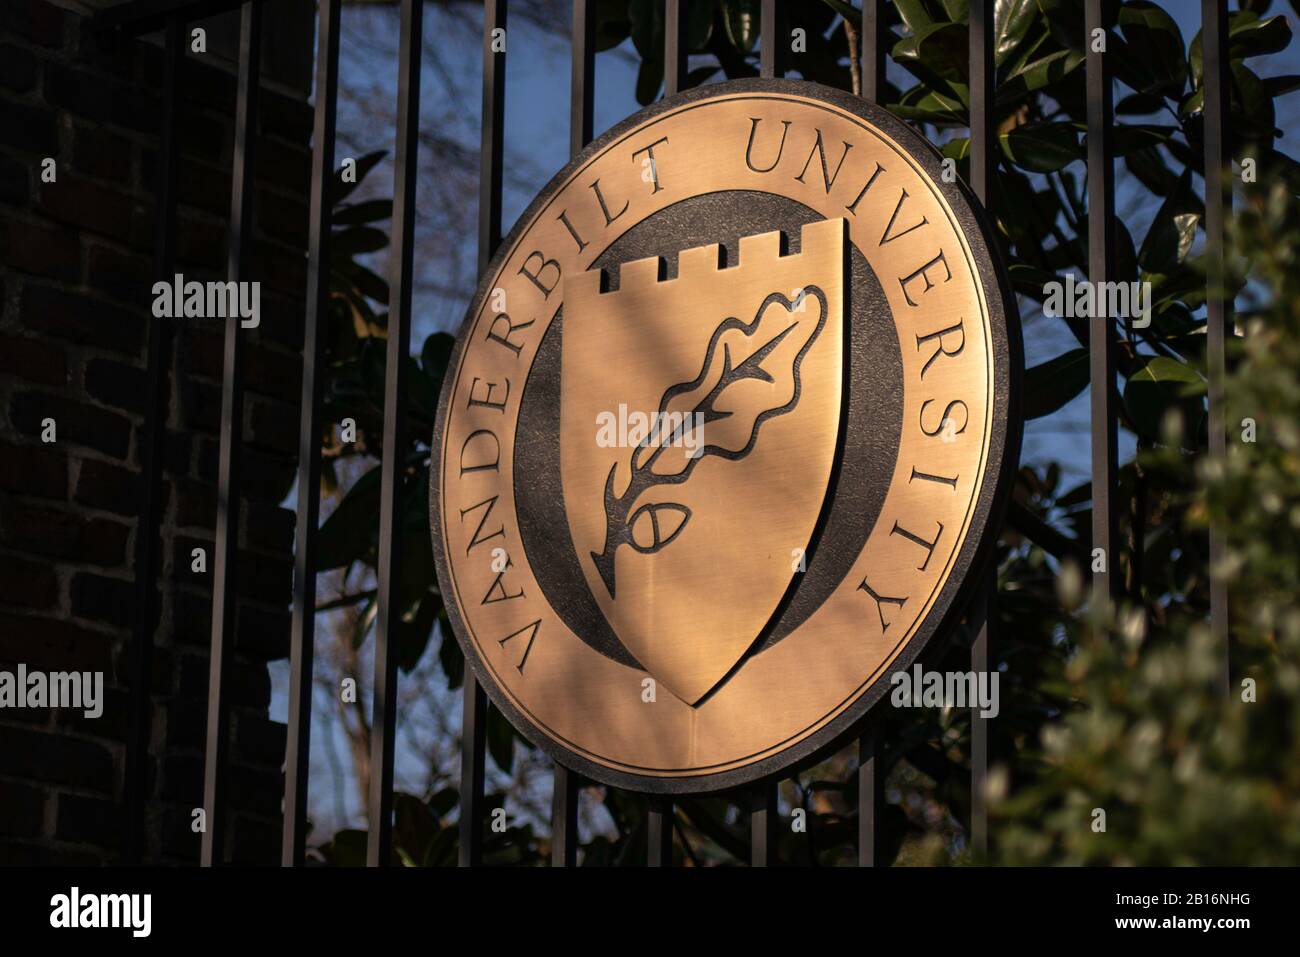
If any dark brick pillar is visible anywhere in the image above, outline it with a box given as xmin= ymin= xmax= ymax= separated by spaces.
xmin=0 ymin=0 xmax=314 ymax=864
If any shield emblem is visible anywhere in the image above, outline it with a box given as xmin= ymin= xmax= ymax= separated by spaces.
xmin=560 ymin=218 xmax=846 ymax=705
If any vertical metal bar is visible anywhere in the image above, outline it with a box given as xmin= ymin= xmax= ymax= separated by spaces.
xmin=861 ymin=0 xmax=885 ymax=103
xmin=1202 ymin=0 xmax=1230 ymax=696
xmin=664 ymin=0 xmax=687 ymax=96
xmin=969 ymin=574 xmax=994 ymax=857
xmin=570 ymin=0 xmax=594 ymax=158
xmin=855 ymin=0 xmax=885 ymax=868
xmin=647 ymin=798 xmax=673 ymax=866
xmin=551 ymin=769 xmax=579 ymax=867
xmin=367 ymin=0 xmax=424 ymax=868
xmin=201 ymin=0 xmax=261 ymax=867
xmin=760 ymin=0 xmax=780 ymax=79
xmin=460 ymin=0 xmax=506 ymax=868
xmin=123 ymin=12 xmax=182 ymax=866
xmin=857 ymin=734 xmax=875 ymax=866
xmin=1085 ymin=0 xmax=1119 ymax=608
xmin=458 ymin=681 xmax=486 ymax=866
xmin=968 ymin=0 xmax=996 ymax=862
xmin=282 ymin=0 xmax=340 ymax=867
xmin=750 ymin=783 xmax=777 ymax=867
xmin=969 ymin=0 xmax=994 ymax=208
xmin=549 ymin=0 xmax=597 ymax=867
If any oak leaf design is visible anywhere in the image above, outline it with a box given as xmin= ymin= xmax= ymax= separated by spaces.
xmin=590 ymin=285 xmax=829 ymax=597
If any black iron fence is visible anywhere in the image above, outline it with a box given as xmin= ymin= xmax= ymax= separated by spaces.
xmin=92 ymin=0 xmax=1234 ymax=867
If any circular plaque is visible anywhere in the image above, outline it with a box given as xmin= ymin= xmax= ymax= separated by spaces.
xmin=432 ymin=79 xmax=1021 ymax=793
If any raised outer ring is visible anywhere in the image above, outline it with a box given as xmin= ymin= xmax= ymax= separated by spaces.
xmin=430 ymin=77 xmax=1023 ymax=795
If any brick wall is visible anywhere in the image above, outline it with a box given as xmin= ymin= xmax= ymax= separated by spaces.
xmin=0 ymin=0 xmax=313 ymax=864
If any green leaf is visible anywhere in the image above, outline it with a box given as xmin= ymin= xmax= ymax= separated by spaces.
xmin=331 ymin=226 xmax=389 ymax=256
xmin=333 ymin=199 xmax=393 ymax=227
xmin=995 ymin=0 xmax=1038 ymax=66
xmin=1000 ymin=122 xmax=1081 ymax=172
xmin=1111 ymin=124 xmax=1176 ymax=157
xmin=723 ymin=0 xmax=760 ymax=54
xmin=893 ymin=22 xmax=969 ymax=84
xmin=317 ymin=464 xmax=382 ymax=570
xmin=1117 ymin=1 xmax=1187 ymax=98
xmin=1139 ymin=171 xmax=1202 ymax=274
xmin=817 ymin=0 xmax=858 ymax=22
xmin=421 ymin=331 xmax=454 ymax=379
xmin=893 ymin=0 xmax=943 ymax=33
xmin=487 ymin=703 xmax=516 ymax=774
xmin=1024 ymin=348 xmax=1090 ymax=419
xmin=1123 ymin=356 xmax=1205 ymax=441
xmin=1192 ymin=13 xmax=1293 ymax=87
xmin=593 ymin=0 xmax=634 ymax=52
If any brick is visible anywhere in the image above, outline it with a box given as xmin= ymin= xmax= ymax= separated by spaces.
xmin=173 ymin=478 xmax=215 ymax=528
xmin=162 ymin=700 xmax=202 ymax=754
xmin=251 ymin=239 xmax=305 ymax=297
xmin=0 ymin=440 xmax=68 ymax=501
xmin=0 ymin=729 xmax=113 ymax=791
xmin=56 ymin=685 xmax=130 ymax=740
xmin=246 ymin=344 xmax=302 ymax=404
xmin=72 ymin=124 xmax=132 ymax=184
xmin=55 ymin=793 xmax=121 ymax=844
xmin=38 ymin=174 xmax=142 ymax=245
xmin=0 ymin=501 xmax=129 ymax=566
xmin=0 ymin=100 xmax=58 ymax=154
xmin=159 ymin=754 xmax=201 ymax=803
xmin=0 ymin=333 xmax=67 ymax=386
xmin=10 ymin=391 xmax=132 ymax=459
xmin=174 ymin=215 xmax=226 ymax=270
xmin=0 ymin=215 xmax=81 ymax=281
xmin=0 ymin=555 xmax=58 ymax=610
xmin=179 ymin=652 xmax=269 ymax=710
xmin=162 ymin=429 xmax=192 ymax=476
xmin=84 ymin=358 xmax=148 ymax=414
xmin=86 ymin=244 xmax=152 ymax=304
xmin=253 ymin=138 xmax=309 ymax=192
xmin=244 ymin=502 xmax=294 ymax=554
xmin=256 ymin=290 xmax=305 ymax=351
xmin=45 ymin=62 xmax=159 ymax=133
xmin=234 ymin=713 xmax=287 ymax=767
xmin=180 ymin=379 xmax=221 ymax=433
xmin=248 ymin=397 xmax=297 ymax=455
xmin=261 ymin=89 xmax=313 ymax=144
xmin=69 ymin=572 xmax=132 ymax=627
xmin=256 ymin=190 xmax=307 ymax=246
xmin=20 ymin=283 xmax=146 ymax=357
xmin=161 ymin=806 xmax=200 ymax=861
xmin=172 ymin=591 xmax=212 ymax=650
xmin=72 ymin=20 xmax=137 ymax=80
xmin=231 ymin=813 xmax=280 ymax=865
xmin=237 ymin=447 xmax=296 ymax=504
xmin=0 ymin=0 xmax=66 ymax=48
xmin=0 ymin=613 xmax=113 ymax=674
xmin=0 ymin=43 xmax=38 ymax=92
xmin=74 ymin=458 xmax=138 ymax=516
xmin=238 ymin=553 xmax=292 ymax=605
xmin=0 ymin=563 xmax=61 ymax=620
xmin=234 ymin=604 xmax=288 ymax=661
xmin=0 ymin=782 xmax=46 ymax=838
xmin=0 ymin=152 xmax=29 ymax=204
